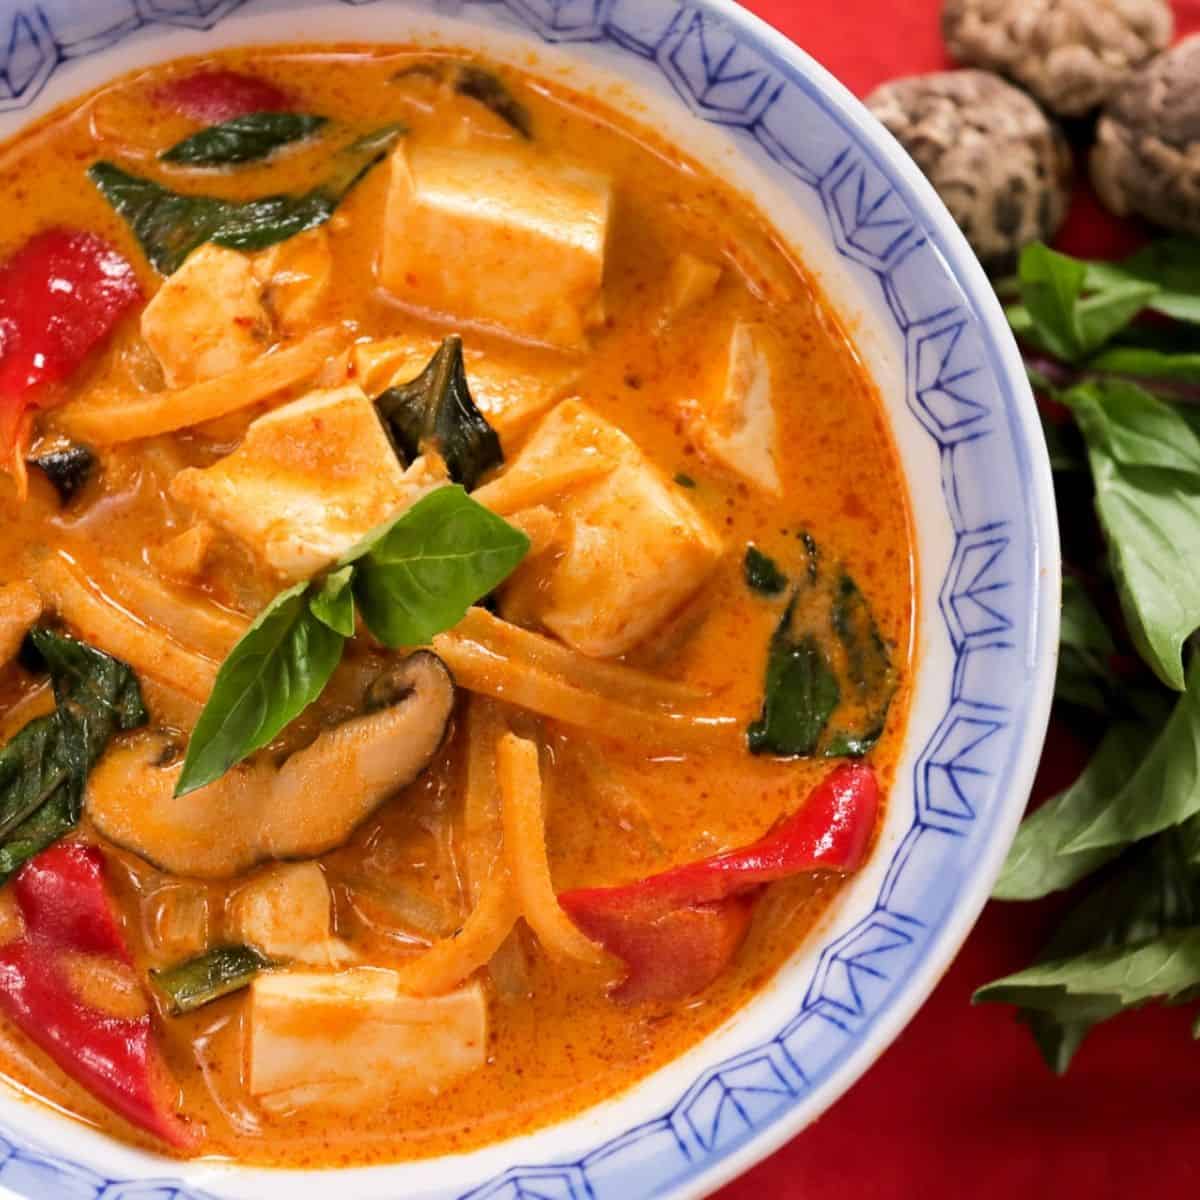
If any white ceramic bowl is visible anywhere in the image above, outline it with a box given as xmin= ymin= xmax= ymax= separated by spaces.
xmin=0 ymin=2 xmax=1059 ymax=1197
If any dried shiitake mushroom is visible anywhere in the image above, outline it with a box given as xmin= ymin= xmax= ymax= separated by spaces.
xmin=1091 ymin=34 xmax=1200 ymax=237
xmin=942 ymin=0 xmax=1174 ymax=117
xmin=866 ymin=70 xmax=1073 ymax=273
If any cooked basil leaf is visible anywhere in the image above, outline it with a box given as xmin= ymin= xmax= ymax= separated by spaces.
xmin=0 ymin=630 xmax=146 ymax=882
xmin=309 ymin=566 xmax=356 ymax=637
xmin=27 ymin=444 xmax=95 ymax=504
xmin=161 ymin=112 xmax=327 ymax=166
xmin=743 ymin=545 xmax=787 ymax=596
xmin=1065 ymin=659 xmax=1200 ymax=853
xmin=175 ymin=582 xmax=345 ymax=797
xmin=152 ymin=944 xmax=273 ymax=1015
xmin=352 ymin=485 xmax=530 ymax=648
xmin=1065 ymin=380 xmax=1200 ymax=690
xmin=454 ymin=65 xmax=532 ymax=138
xmin=748 ymin=601 xmax=841 ymax=757
xmin=1017 ymin=242 xmax=1159 ymax=363
xmin=993 ymin=721 xmax=1148 ymax=900
xmin=90 ymin=124 xmax=402 ymax=274
xmin=1056 ymin=576 xmax=1116 ymax=713
xmin=374 ymin=337 xmax=503 ymax=491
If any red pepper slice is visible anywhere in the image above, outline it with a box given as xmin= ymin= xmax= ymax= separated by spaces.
xmin=0 ymin=228 xmax=142 ymax=464
xmin=0 ymin=843 xmax=198 ymax=1149
xmin=559 ymin=763 xmax=879 ymax=1003
xmin=153 ymin=70 xmax=291 ymax=123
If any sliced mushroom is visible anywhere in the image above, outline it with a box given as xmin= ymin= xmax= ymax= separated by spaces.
xmin=86 ymin=652 xmax=455 ymax=878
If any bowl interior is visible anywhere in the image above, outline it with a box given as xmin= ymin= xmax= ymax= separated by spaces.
xmin=0 ymin=2 xmax=1058 ymax=1198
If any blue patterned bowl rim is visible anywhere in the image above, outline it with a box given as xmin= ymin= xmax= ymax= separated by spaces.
xmin=0 ymin=2 xmax=1059 ymax=1198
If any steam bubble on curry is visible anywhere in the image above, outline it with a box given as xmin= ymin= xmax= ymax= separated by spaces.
xmin=0 ymin=46 xmax=914 ymax=1164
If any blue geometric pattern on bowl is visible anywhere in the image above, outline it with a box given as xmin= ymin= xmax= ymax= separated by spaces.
xmin=0 ymin=1 xmax=1043 ymax=1197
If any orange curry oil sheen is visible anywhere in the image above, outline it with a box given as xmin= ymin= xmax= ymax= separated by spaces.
xmin=0 ymin=46 xmax=914 ymax=1166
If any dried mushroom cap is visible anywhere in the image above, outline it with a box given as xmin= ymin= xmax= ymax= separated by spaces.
xmin=866 ymin=70 xmax=1072 ymax=273
xmin=942 ymin=0 xmax=1173 ymax=116
xmin=1091 ymin=34 xmax=1200 ymax=237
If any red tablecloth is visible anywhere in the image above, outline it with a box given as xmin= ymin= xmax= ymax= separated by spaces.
xmin=718 ymin=4 xmax=1200 ymax=1199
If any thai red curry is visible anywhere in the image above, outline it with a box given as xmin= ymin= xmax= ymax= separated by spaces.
xmin=0 ymin=46 xmax=914 ymax=1165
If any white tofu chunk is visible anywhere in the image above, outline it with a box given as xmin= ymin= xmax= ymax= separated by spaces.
xmin=141 ymin=244 xmax=271 ymax=389
xmin=694 ymin=323 xmax=781 ymax=496
xmin=378 ymin=142 xmax=611 ymax=349
xmin=171 ymin=384 xmax=433 ymax=580
xmin=248 ymin=970 xmax=487 ymax=1111
xmin=231 ymin=863 xmax=353 ymax=968
xmin=664 ymin=252 xmax=722 ymax=318
xmin=352 ymin=334 xmax=576 ymax=443
xmin=252 ymin=229 xmax=333 ymax=334
xmin=499 ymin=400 xmax=723 ymax=657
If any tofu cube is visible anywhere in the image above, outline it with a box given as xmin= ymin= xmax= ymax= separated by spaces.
xmin=378 ymin=142 xmax=611 ymax=349
xmin=665 ymin=252 xmax=722 ymax=318
xmin=170 ymin=384 xmax=426 ymax=580
xmin=231 ymin=863 xmax=352 ymax=968
xmin=252 ymin=229 xmax=333 ymax=334
xmin=247 ymin=970 xmax=487 ymax=1110
xmin=141 ymin=244 xmax=271 ymax=388
xmin=500 ymin=400 xmax=723 ymax=657
xmin=352 ymin=334 xmax=576 ymax=444
xmin=694 ymin=323 xmax=781 ymax=496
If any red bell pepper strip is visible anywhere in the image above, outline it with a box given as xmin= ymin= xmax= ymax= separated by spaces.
xmin=559 ymin=762 xmax=880 ymax=1004
xmin=153 ymin=70 xmax=291 ymax=123
xmin=0 ymin=843 xmax=198 ymax=1149
xmin=0 ymin=228 xmax=142 ymax=466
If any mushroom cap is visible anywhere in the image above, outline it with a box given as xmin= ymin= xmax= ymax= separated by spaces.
xmin=866 ymin=70 xmax=1073 ymax=273
xmin=942 ymin=0 xmax=1173 ymax=116
xmin=1091 ymin=34 xmax=1200 ymax=237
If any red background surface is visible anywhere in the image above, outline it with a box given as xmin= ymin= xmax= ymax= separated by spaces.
xmin=718 ymin=3 xmax=1200 ymax=1198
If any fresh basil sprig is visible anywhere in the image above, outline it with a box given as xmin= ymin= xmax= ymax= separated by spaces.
xmin=90 ymin=123 xmax=404 ymax=274
xmin=979 ymin=235 xmax=1200 ymax=1071
xmin=161 ymin=112 xmax=327 ymax=166
xmin=175 ymin=486 xmax=529 ymax=797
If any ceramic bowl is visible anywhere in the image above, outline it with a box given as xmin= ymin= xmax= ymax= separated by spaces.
xmin=0 ymin=2 xmax=1059 ymax=1197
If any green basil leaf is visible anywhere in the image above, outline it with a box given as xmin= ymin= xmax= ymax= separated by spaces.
xmin=309 ymin=566 xmax=356 ymax=637
xmin=161 ymin=112 xmax=327 ymax=166
xmin=1088 ymin=346 xmax=1200 ymax=387
xmin=1055 ymin=576 xmax=1116 ymax=713
xmin=90 ymin=124 xmax=402 ymax=273
xmin=352 ymin=486 xmax=530 ymax=648
xmin=374 ymin=336 xmax=502 ymax=491
xmin=0 ymin=630 xmax=147 ymax=882
xmin=175 ymin=582 xmax=345 ymax=797
xmin=1065 ymin=381 xmax=1200 ymax=689
xmin=454 ymin=65 xmax=532 ymax=138
xmin=151 ymin=944 xmax=274 ymax=1015
xmin=747 ymin=602 xmax=841 ymax=757
xmin=1066 ymin=659 xmax=1200 ymax=853
xmin=992 ymin=721 xmax=1149 ymax=900
xmin=1086 ymin=239 xmax=1200 ymax=325
xmin=743 ymin=545 xmax=787 ymax=596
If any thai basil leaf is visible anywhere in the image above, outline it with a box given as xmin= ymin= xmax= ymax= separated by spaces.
xmin=454 ymin=65 xmax=532 ymax=138
xmin=161 ymin=112 xmax=327 ymax=166
xmin=175 ymin=582 xmax=345 ymax=797
xmin=90 ymin=124 xmax=402 ymax=273
xmin=993 ymin=720 xmax=1150 ymax=900
xmin=823 ymin=572 xmax=896 ymax=758
xmin=0 ymin=630 xmax=147 ymax=883
xmin=309 ymin=565 xmax=356 ymax=637
xmin=1065 ymin=380 xmax=1200 ymax=690
xmin=374 ymin=336 xmax=502 ymax=491
xmin=743 ymin=545 xmax=787 ymax=596
xmin=151 ymin=944 xmax=273 ymax=1015
xmin=1066 ymin=659 xmax=1200 ymax=853
xmin=1017 ymin=242 xmax=1158 ymax=362
xmin=1055 ymin=575 xmax=1116 ymax=713
xmin=1088 ymin=347 xmax=1200 ymax=388
xmin=982 ymin=833 xmax=1200 ymax=1071
xmin=1085 ymin=239 xmax=1200 ymax=325
xmin=352 ymin=485 xmax=530 ymax=648
xmin=748 ymin=600 xmax=841 ymax=757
